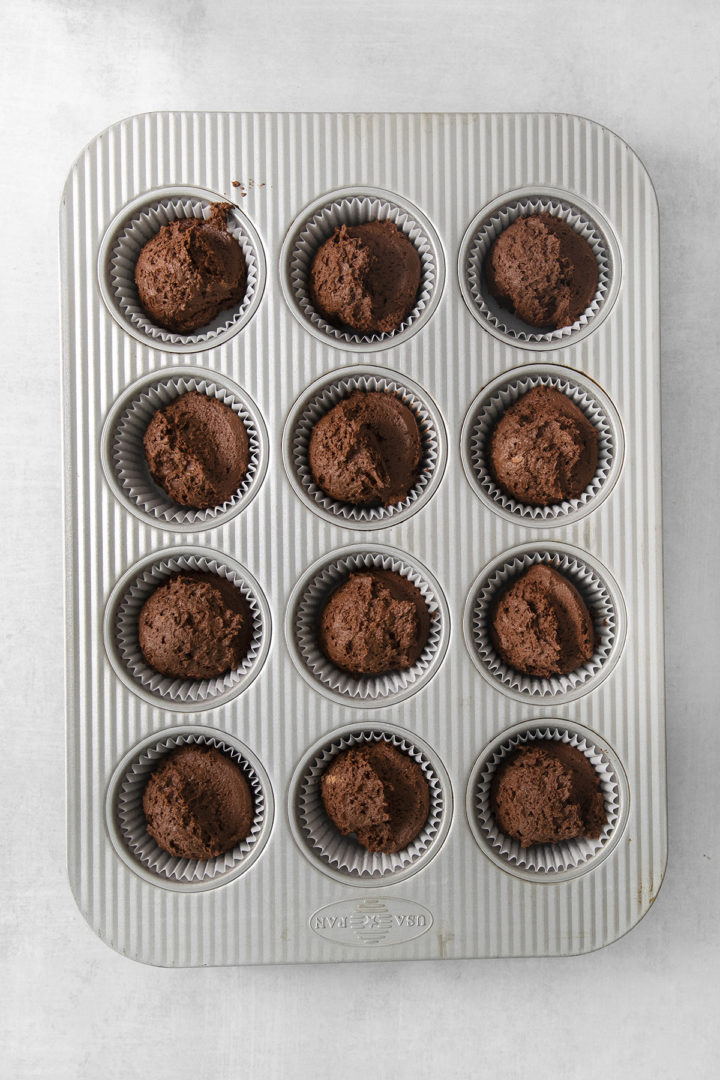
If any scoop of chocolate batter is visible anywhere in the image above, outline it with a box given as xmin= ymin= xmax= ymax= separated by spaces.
xmin=309 ymin=390 xmax=422 ymax=506
xmin=321 ymin=741 xmax=430 ymax=854
xmin=491 ymin=741 xmax=606 ymax=848
xmin=134 ymin=203 xmax=247 ymax=333
xmin=309 ymin=220 xmax=420 ymax=334
xmin=484 ymin=213 xmax=598 ymax=330
xmin=318 ymin=570 xmax=430 ymax=676
xmin=490 ymin=563 xmax=595 ymax=678
xmin=138 ymin=572 xmax=252 ymax=680
xmin=143 ymin=391 xmax=249 ymax=509
xmin=488 ymin=386 xmax=598 ymax=505
xmin=143 ymin=745 xmax=254 ymax=860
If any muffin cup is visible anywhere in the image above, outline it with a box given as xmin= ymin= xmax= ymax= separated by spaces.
xmin=466 ymin=720 xmax=628 ymax=881
xmin=104 ymin=547 xmax=271 ymax=711
xmin=101 ymin=367 xmax=268 ymax=531
xmin=459 ymin=186 xmax=620 ymax=348
xmin=280 ymin=186 xmax=445 ymax=351
xmin=286 ymin=546 xmax=449 ymax=707
xmin=283 ymin=365 xmax=446 ymax=529
xmin=107 ymin=727 xmax=273 ymax=891
xmin=98 ymin=186 xmax=266 ymax=352
xmin=461 ymin=363 xmax=624 ymax=526
xmin=464 ymin=543 xmax=626 ymax=704
xmin=290 ymin=724 xmax=452 ymax=886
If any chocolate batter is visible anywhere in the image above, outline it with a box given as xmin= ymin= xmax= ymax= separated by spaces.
xmin=309 ymin=390 xmax=422 ymax=506
xmin=321 ymin=741 xmax=430 ymax=854
xmin=143 ymin=391 xmax=250 ymax=509
xmin=143 ymin=745 xmax=254 ymax=860
xmin=134 ymin=203 xmax=247 ymax=333
xmin=489 ymin=386 xmax=598 ymax=505
xmin=318 ymin=570 xmax=430 ymax=676
xmin=490 ymin=563 xmax=595 ymax=678
xmin=309 ymin=220 xmax=420 ymax=334
xmin=484 ymin=213 xmax=598 ymax=330
xmin=491 ymin=741 xmax=607 ymax=848
xmin=138 ymin=572 xmax=252 ymax=680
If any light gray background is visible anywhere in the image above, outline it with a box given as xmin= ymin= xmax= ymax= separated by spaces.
xmin=2 ymin=0 xmax=718 ymax=1076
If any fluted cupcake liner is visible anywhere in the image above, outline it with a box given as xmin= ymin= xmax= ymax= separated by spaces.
xmin=112 ymin=730 xmax=270 ymax=887
xmin=284 ymin=366 xmax=446 ymax=528
xmin=289 ymin=548 xmax=449 ymax=706
xmin=462 ymin=192 xmax=613 ymax=345
xmin=465 ymin=546 xmax=625 ymax=703
xmin=468 ymin=723 xmax=626 ymax=878
xmin=107 ymin=550 xmax=269 ymax=709
xmin=462 ymin=364 xmax=623 ymax=525
xmin=102 ymin=189 xmax=265 ymax=350
xmin=102 ymin=368 xmax=267 ymax=531
xmin=293 ymin=727 xmax=449 ymax=883
xmin=282 ymin=187 xmax=443 ymax=350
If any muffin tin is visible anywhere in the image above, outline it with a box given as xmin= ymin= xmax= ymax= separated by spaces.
xmin=61 ymin=112 xmax=665 ymax=965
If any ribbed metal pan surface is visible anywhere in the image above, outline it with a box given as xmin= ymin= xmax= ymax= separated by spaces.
xmin=61 ymin=112 xmax=665 ymax=965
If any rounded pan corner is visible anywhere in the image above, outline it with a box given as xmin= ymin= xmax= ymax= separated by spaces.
xmin=549 ymin=111 xmax=660 ymax=218
xmin=60 ymin=112 xmax=142 ymax=209
xmin=65 ymin=862 xmax=162 ymax=967
xmin=67 ymin=854 xmax=226 ymax=967
xmin=567 ymin=845 xmax=669 ymax=958
xmin=60 ymin=111 xmax=225 ymax=234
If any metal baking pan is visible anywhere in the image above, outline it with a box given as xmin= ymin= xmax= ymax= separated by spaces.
xmin=61 ymin=112 xmax=665 ymax=965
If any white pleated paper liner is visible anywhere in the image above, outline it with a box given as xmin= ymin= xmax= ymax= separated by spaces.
xmin=466 ymin=721 xmax=629 ymax=881
xmin=107 ymin=728 xmax=274 ymax=892
xmin=280 ymin=186 xmax=445 ymax=351
xmin=283 ymin=365 xmax=447 ymax=529
xmin=286 ymin=547 xmax=449 ymax=707
xmin=104 ymin=548 xmax=271 ymax=712
xmin=101 ymin=366 xmax=268 ymax=532
xmin=290 ymin=725 xmax=452 ymax=886
xmin=459 ymin=187 xmax=620 ymax=348
xmin=461 ymin=363 xmax=624 ymax=527
xmin=463 ymin=544 xmax=626 ymax=704
xmin=98 ymin=186 xmax=266 ymax=352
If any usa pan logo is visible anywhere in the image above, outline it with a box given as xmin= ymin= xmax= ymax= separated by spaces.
xmin=309 ymin=897 xmax=433 ymax=946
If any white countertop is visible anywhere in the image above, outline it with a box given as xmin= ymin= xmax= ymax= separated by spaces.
xmin=1 ymin=0 xmax=718 ymax=1076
